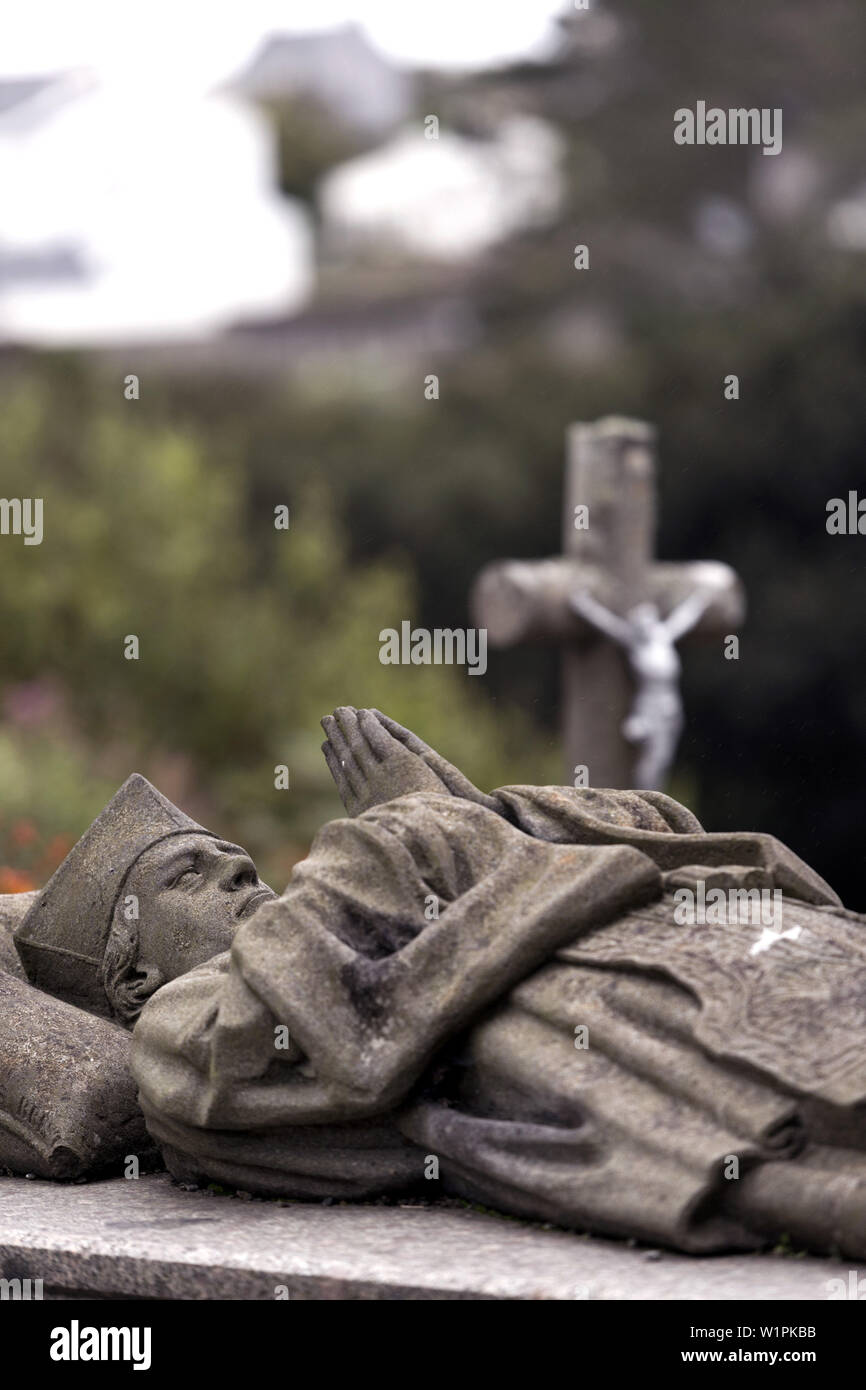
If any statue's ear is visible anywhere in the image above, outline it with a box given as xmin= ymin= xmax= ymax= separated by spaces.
xmin=105 ymin=962 xmax=165 ymax=1029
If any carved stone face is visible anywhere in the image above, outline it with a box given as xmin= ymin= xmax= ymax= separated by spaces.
xmin=124 ymin=833 xmax=276 ymax=984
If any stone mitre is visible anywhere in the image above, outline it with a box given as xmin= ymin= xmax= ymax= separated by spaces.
xmin=14 ymin=773 xmax=214 ymax=1015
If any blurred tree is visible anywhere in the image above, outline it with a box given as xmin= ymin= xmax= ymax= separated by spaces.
xmin=0 ymin=365 xmax=557 ymax=889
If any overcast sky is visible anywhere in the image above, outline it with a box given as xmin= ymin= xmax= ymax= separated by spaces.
xmin=0 ymin=1 xmax=567 ymax=84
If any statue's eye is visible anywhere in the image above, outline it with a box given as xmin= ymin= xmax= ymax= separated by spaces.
xmin=170 ymin=866 xmax=200 ymax=888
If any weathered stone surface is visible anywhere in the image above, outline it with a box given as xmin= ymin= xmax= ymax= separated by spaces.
xmin=0 ymin=1173 xmax=859 ymax=1301
xmin=0 ymin=890 xmax=36 ymax=979
xmin=0 ymin=970 xmax=153 ymax=1180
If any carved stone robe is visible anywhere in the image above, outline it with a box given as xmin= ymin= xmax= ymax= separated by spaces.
xmin=132 ymin=786 xmax=866 ymax=1256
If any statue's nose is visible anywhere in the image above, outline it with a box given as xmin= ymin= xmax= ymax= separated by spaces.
xmin=219 ymin=854 xmax=258 ymax=892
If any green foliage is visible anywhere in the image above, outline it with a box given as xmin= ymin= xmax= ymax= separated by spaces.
xmin=0 ymin=368 xmax=557 ymax=888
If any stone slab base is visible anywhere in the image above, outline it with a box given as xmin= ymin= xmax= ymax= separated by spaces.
xmin=0 ymin=1173 xmax=860 ymax=1300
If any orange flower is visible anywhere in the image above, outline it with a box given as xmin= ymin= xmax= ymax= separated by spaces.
xmin=0 ymin=867 xmax=37 ymax=893
xmin=9 ymin=819 xmax=38 ymax=849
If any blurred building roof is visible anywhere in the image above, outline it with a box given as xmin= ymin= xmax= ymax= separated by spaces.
xmin=0 ymin=70 xmax=96 ymax=132
xmin=233 ymin=24 xmax=413 ymax=135
xmin=0 ymin=77 xmax=52 ymax=115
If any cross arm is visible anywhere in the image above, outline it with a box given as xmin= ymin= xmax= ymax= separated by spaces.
xmin=471 ymin=557 xmax=745 ymax=649
xmin=652 ymin=561 xmax=746 ymax=639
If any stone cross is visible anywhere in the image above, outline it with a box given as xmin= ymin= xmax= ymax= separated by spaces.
xmin=470 ymin=417 xmax=746 ymax=789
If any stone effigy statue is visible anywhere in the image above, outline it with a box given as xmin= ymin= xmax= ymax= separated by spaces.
xmin=3 ymin=706 xmax=866 ymax=1259
xmin=569 ymin=588 xmax=717 ymax=789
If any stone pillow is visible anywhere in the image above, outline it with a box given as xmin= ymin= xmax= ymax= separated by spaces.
xmin=0 ymin=889 xmax=33 ymax=979
xmin=0 ymin=894 xmax=154 ymax=1179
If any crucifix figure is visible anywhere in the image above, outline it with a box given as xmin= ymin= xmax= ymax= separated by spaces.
xmin=569 ymin=588 xmax=717 ymax=789
xmin=471 ymin=417 xmax=746 ymax=789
